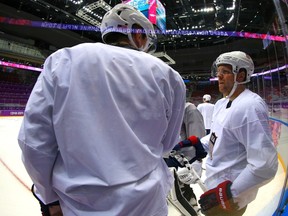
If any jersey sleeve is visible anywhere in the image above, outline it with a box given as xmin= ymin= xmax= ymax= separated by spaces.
xmin=230 ymin=100 xmax=278 ymax=208
xmin=183 ymin=103 xmax=206 ymax=138
xmin=17 ymin=51 xmax=64 ymax=204
xmin=161 ymin=75 xmax=186 ymax=153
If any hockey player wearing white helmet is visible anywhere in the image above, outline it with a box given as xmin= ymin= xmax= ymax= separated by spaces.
xmin=197 ymin=94 xmax=215 ymax=135
xmin=199 ymin=51 xmax=278 ymax=216
xmin=18 ymin=3 xmax=186 ymax=216
xmin=101 ymin=3 xmax=157 ymax=53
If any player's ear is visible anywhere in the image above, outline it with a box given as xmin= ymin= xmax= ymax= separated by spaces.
xmin=237 ymin=69 xmax=246 ymax=82
xmin=132 ymin=31 xmax=146 ymax=49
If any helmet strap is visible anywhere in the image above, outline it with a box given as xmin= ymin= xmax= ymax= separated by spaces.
xmin=226 ymin=74 xmax=238 ymax=99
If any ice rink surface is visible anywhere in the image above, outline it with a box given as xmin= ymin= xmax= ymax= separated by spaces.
xmin=0 ymin=116 xmax=286 ymax=216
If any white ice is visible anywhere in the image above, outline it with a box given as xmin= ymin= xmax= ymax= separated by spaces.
xmin=0 ymin=117 xmax=285 ymax=216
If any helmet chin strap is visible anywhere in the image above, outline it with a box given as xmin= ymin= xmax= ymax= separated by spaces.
xmin=226 ymin=82 xmax=238 ymax=99
xmin=225 ymin=73 xmax=238 ymax=99
xmin=225 ymin=74 xmax=248 ymax=99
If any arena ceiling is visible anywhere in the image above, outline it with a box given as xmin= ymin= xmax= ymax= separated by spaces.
xmin=0 ymin=0 xmax=283 ymax=77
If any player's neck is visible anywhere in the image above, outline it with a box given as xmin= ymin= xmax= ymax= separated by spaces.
xmin=229 ymin=85 xmax=245 ymax=101
xmin=112 ymin=41 xmax=136 ymax=50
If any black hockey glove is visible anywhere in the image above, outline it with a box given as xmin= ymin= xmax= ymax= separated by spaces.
xmin=31 ymin=184 xmax=62 ymax=216
xmin=173 ymin=136 xmax=207 ymax=161
xmin=199 ymin=180 xmax=238 ymax=215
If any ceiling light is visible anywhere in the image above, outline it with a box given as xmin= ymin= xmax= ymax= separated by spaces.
xmin=69 ymin=0 xmax=83 ymax=5
xmin=76 ymin=0 xmax=112 ymax=27
xmin=227 ymin=1 xmax=236 ymax=10
xmin=227 ymin=14 xmax=234 ymax=24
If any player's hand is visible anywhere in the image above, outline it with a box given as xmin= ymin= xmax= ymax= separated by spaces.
xmin=199 ymin=180 xmax=238 ymax=215
xmin=173 ymin=136 xmax=207 ymax=160
xmin=173 ymin=136 xmax=200 ymax=150
xmin=31 ymin=184 xmax=63 ymax=216
xmin=187 ymin=136 xmax=207 ymax=160
xmin=49 ymin=205 xmax=63 ymax=216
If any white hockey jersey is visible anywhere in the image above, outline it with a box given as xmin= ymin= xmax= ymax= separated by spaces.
xmin=197 ymin=102 xmax=214 ymax=130
xmin=201 ymin=89 xmax=278 ymax=209
xmin=18 ymin=43 xmax=186 ymax=216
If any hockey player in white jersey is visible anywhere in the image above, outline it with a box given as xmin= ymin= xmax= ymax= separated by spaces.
xmin=198 ymin=51 xmax=278 ymax=216
xmin=197 ymin=94 xmax=215 ymax=135
xmin=17 ymin=3 xmax=186 ymax=216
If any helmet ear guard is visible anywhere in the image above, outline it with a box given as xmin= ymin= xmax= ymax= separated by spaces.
xmin=100 ymin=3 xmax=157 ymax=53
xmin=214 ymin=51 xmax=254 ymax=83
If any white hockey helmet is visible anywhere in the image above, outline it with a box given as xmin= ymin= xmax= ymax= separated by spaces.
xmin=100 ymin=3 xmax=157 ymax=53
xmin=215 ymin=51 xmax=254 ymax=83
xmin=203 ymin=94 xmax=211 ymax=102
